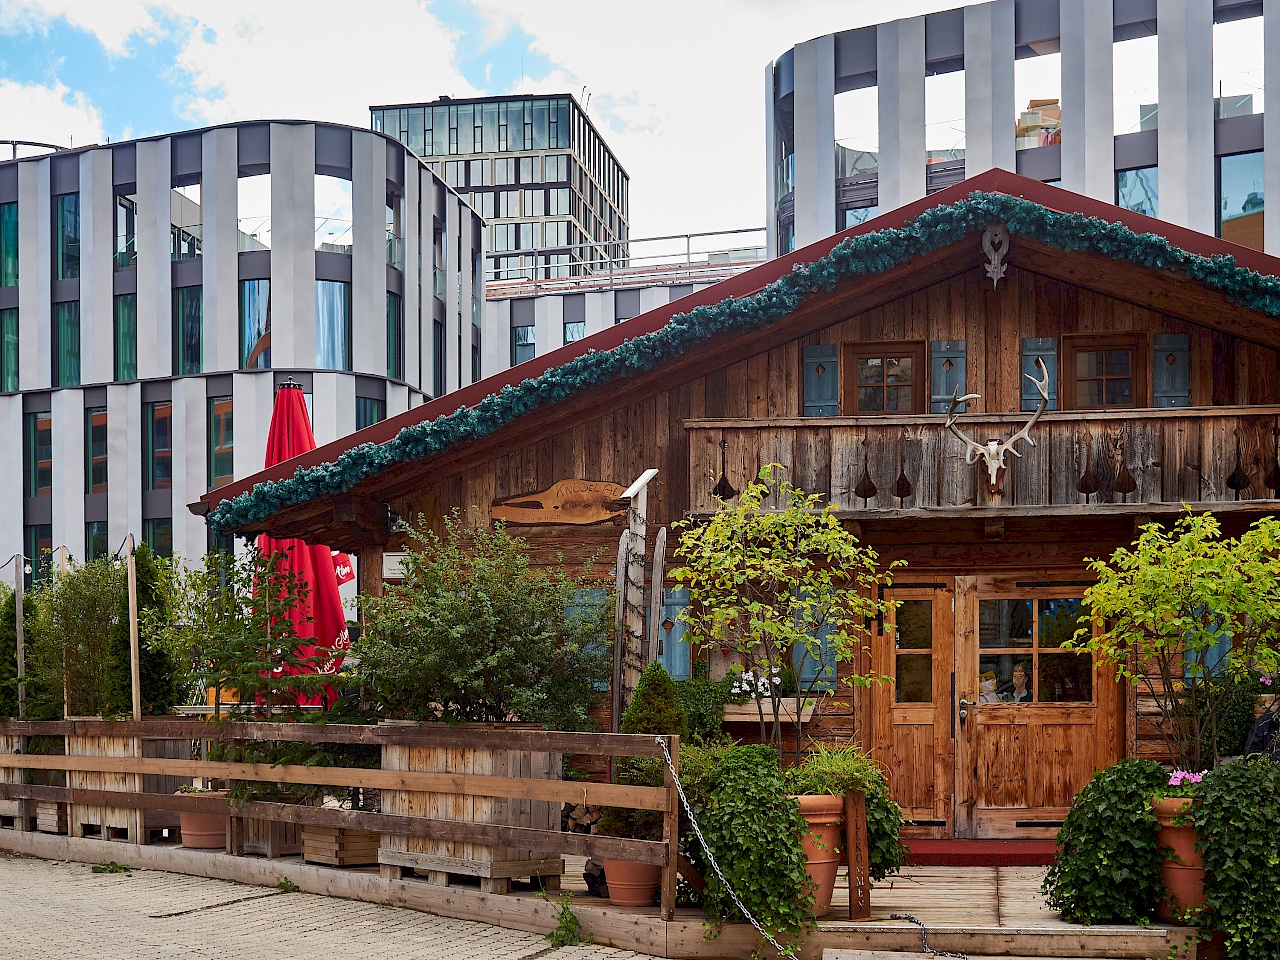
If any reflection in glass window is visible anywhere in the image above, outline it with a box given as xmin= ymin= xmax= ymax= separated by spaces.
xmin=315 ymin=175 xmax=353 ymax=254
xmin=237 ymin=174 xmax=271 ymax=251
xmin=835 ymin=85 xmax=878 ymax=180
xmin=85 ymin=406 xmax=107 ymax=494
xmin=1214 ymin=17 xmax=1264 ymax=120
xmin=208 ymin=396 xmax=234 ymax=489
xmin=894 ymin=599 xmax=933 ymax=703
xmin=1117 ymin=167 xmax=1158 ymax=217
xmin=144 ymin=401 xmax=172 ymax=491
xmin=979 ymin=599 xmax=1033 ymax=648
xmin=0 ymin=202 xmax=16 ymax=286
xmin=1074 ymin=347 xmax=1134 ymax=408
xmin=114 ymin=194 xmax=137 ymax=268
xmin=144 ymin=517 xmax=173 ymax=559
xmin=564 ymin=320 xmax=586 ymax=345
xmin=114 ymin=294 xmax=137 ymax=381
xmin=24 ymin=412 xmax=51 ymax=498
xmin=1015 ymin=53 xmax=1062 ymax=150
xmin=54 ymin=193 xmax=80 ymax=279
xmin=356 ymin=397 xmax=384 ymax=430
xmin=172 ymin=286 xmax=203 ymax=375
xmin=511 ymin=324 xmax=535 ymax=366
xmin=844 ymin=205 xmax=880 ymax=229
xmin=386 ymin=292 xmax=404 ymax=380
xmin=315 ymin=280 xmax=351 ymax=371
xmin=170 ymin=183 xmax=202 ymax=261
xmin=978 ymin=596 xmax=1092 ymax=703
xmin=54 ymin=301 xmax=80 ymax=387
xmin=24 ymin=524 xmax=51 ymax=587
xmin=925 ymin=69 xmax=965 ymax=161
xmin=1113 ymin=34 xmax=1159 ymax=134
xmin=1218 ymin=151 xmax=1264 ymax=251
xmin=85 ymin=521 xmax=108 ymax=562
xmin=0 ymin=308 xmax=16 ymax=392
xmin=239 ymin=279 xmax=271 ymax=369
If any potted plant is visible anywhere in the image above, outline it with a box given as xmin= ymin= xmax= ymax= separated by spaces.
xmin=175 ymin=784 xmax=228 ymax=849
xmin=1151 ymin=769 xmax=1207 ymax=923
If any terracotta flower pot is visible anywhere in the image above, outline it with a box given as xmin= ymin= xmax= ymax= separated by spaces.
xmin=178 ymin=790 xmax=228 ymax=849
xmin=1151 ymin=796 xmax=1206 ymax=922
xmin=794 ymin=794 xmax=845 ymax=917
xmin=602 ymin=858 xmax=662 ymax=906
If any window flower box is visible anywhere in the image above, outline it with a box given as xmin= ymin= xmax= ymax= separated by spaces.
xmin=722 ymin=699 xmax=816 ymax=724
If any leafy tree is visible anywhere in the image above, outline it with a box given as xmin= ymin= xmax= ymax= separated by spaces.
xmin=1067 ymin=512 xmax=1280 ymax=770
xmin=103 ymin=542 xmax=178 ymax=716
xmin=671 ymin=464 xmax=901 ymax=759
xmin=356 ymin=513 xmax=612 ymax=730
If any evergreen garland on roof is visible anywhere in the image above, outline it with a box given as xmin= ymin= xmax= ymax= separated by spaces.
xmin=207 ymin=190 xmax=1280 ymax=535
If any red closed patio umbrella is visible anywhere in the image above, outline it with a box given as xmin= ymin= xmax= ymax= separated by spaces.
xmin=256 ymin=379 xmax=351 ymax=706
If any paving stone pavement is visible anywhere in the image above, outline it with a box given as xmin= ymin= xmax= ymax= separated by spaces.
xmin=0 ymin=854 xmax=662 ymax=960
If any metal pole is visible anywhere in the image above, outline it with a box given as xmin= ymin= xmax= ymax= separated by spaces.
xmin=126 ymin=534 xmax=141 ymax=721
xmin=13 ymin=553 xmax=23 ymax=718
xmin=57 ymin=546 xmax=69 ymax=719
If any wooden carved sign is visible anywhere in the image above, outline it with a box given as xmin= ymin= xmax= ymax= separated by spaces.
xmin=491 ymin=479 xmax=627 ymax=525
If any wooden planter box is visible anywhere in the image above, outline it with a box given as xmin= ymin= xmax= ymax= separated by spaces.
xmin=378 ymin=722 xmax=565 ymax=894
xmin=722 ymin=699 xmax=817 ymax=724
xmin=36 ymin=801 xmax=67 ymax=834
xmin=302 ymin=825 xmax=381 ymax=866
xmin=67 ymin=727 xmax=141 ymax=842
xmin=0 ymin=734 xmax=23 ymax=825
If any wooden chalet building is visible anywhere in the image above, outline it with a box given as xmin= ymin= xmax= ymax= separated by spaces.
xmin=198 ymin=170 xmax=1280 ymax=844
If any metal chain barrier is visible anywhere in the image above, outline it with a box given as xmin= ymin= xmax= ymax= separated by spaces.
xmin=655 ymin=736 xmax=796 ymax=958
xmin=889 ymin=913 xmax=969 ymax=959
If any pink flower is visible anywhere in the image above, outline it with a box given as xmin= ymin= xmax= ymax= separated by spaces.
xmin=1169 ymin=770 xmax=1204 ymax=787
xmin=1262 ymin=676 xmax=1273 ymax=687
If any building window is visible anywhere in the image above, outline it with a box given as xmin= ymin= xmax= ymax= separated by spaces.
xmin=143 ymin=517 xmax=173 ymax=559
xmin=114 ymin=293 xmax=137 ymax=381
xmin=844 ymin=205 xmax=880 ymax=228
xmin=564 ymin=320 xmax=586 ymax=345
xmin=144 ymin=401 xmax=172 ymax=491
xmin=316 ymin=280 xmax=351 ymax=371
xmin=53 ymin=301 xmax=80 ymax=387
xmin=779 ymin=221 xmax=795 ymax=256
xmin=841 ymin=342 xmax=926 ymax=415
xmin=1116 ymin=167 xmax=1158 ymax=217
xmin=24 ymin=524 xmax=51 ymax=587
xmin=432 ymin=318 xmax=445 ymax=397
xmin=978 ymin=597 xmax=1092 ymax=703
xmin=172 ymin=286 xmax=203 ymax=375
xmin=471 ymin=322 xmax=481 ymax=382
xmin=0 ymin=202 xmax=16 ymax=286
xmin=239 ymin=279 xmax=271 ymax=369
xmin=511 ymin=323 xmax=535 ymax=366
xmin=386 ymin=291 xmax=404 ymax=380
xmin=54 ymin=192 xmax=80 ymax=280
xmin=85 ymin=406 xmax=107 ymax=494
xmin=208 ymin=395 xmax=233 ymax=489
xmin=114 ymin=194 xmax=137 ymax=269
xmin=1063 ymin=336 xmax=1145 ymax=409
xmin=0 ymin=307 xmax=16 ymax=392
xmin=85 ymin=521 xmax=108 ymax=562
xmin=1218 ymin=151 xmax=1264 ymax=252
xmin=23 ymin=411 xmax=51 ymax=498
xmin=171 ymin=182 xmax=201 ymax=260
xmin=356 ymin=397 xmax=384 ymax=430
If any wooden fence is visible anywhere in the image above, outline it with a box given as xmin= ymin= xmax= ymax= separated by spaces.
xmin=0 ymin=719 xmax=682 ymax=919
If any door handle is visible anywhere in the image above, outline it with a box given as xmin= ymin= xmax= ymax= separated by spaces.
xmin=958 ymin=698 xmax=974 ymax=724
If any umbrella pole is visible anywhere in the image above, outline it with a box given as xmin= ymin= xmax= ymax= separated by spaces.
xmin=126 ymin=534 xmax=141 ymax=722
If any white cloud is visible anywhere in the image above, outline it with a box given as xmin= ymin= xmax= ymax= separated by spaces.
xmin=0 ymin=0 xmax=160 ymax=56
xmin=0 ymin=77 xmax=105 ymax=149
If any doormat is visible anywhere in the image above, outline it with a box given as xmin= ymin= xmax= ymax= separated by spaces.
xmin=905 ymin=839 xmax=1058 ymax=866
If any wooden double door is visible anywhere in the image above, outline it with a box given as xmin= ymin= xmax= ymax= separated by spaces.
xmin=870 ymin=576 xmax=1124 ymax=839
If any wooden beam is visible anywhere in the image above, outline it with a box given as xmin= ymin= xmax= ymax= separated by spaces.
xmin=685 ymin=404 xmax=1280 ymax=429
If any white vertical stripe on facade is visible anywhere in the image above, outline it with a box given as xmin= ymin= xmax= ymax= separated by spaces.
xmin=1266 ymin=0 xmax=1280 ymax=255
xmin=270 ymin=123 xmax=317 ymax=369
xmin=1060 ymin=0 xmax=1115 ymax=200
xmin=964 ymin=0 xmax=1016 ymax=177
xmin=80 ymin=149 xmax=114 ymax=385
xmin=352 ymin=131 xmax=386 ymax=377
xmin=791 ymin=34 xmax=836 ymax=248
xmin=135 ymin=139 xmax=171 ymax=380
xmin=485 ymin=298 xmax=508 ymax=375
xmin=444 ymin=196 xmax=462 ymax=393
xmin=202 ymin=127 xmax=239 ymax=374
xmin=50 ymin=389 xmax=84 ymax=558
xmin=460 ymin=208 xmax=475 ymax=384
xmin=403 ymin=154 xmax=421 ymax=392
xmin=106 ymin=382 xmax=141 ymax=553
xmin=533 ymin=294 xmax=556 ymax=373
xmin=877 ymin=18 xmax=927 ymax=210
xmin=764 ymin=61 xmax=779 ymax=256
xmin=1157 ymin=0 xmax=1215 ymax=232
xmin=16 ymin=159 xmax=44 ymax=390
xmin=310 ymin=371 xmax=354 ymax=447
xmin=170 ymin=375 xmax=206 ymax=561
xmin=386 ymin=382 xmax=409 ymax=418
xmin=0 ymin=395 xmax=21 ymax=565
xmin=583 ymin=288 xmax=607 ymax=338
xmin=232 ymin=371 xmax=273 ymax=482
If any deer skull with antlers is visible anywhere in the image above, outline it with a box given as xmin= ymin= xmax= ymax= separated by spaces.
xmin=945 ymin=357 xmax=1050 ymax=495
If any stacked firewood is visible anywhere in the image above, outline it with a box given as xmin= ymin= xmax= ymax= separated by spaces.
xmin=562 ymin=802 xmax=602 ymax=833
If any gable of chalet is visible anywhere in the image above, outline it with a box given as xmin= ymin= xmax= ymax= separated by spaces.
xmin=203 ymin=174 xmax=1280 ymax=537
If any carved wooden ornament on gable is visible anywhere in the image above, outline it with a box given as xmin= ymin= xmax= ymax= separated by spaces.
xmin=491 ymin=479 xmax=628 ymax=525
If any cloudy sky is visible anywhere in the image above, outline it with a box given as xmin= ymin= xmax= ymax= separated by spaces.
xmin=0 ymin=0 xmax=965 ymax=240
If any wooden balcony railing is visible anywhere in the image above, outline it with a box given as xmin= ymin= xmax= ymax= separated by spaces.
xmin=686 ymin=406 xmax=1280 ymax=517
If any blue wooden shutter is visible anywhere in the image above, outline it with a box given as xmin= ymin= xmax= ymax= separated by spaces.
xmin=1153 ymin=334 xmax=1191 ymax=408
xmin=793 ymin=621 xmax=836 ymax=693
xmin=803 ymin=345 xmax=839 ymax=416
xmin=930 ymin=340 xmax=967 ymax=413
xmin=655 ymin=587 xmax=691 ymax=682
xmin=1022 ymin=338 xmax=1058 ymax=411
xmin=568 ymin=587 xmax=610 ymax=690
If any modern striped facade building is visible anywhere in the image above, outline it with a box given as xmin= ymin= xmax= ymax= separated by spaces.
xmin=0 ymin=120 xmax=484 ymax=574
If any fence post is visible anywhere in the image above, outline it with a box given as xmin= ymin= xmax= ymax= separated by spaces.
xmin=13 ymin=553 xmax=24 ymax=718
xmin=660 ymin=734 xmax=680 ymax=921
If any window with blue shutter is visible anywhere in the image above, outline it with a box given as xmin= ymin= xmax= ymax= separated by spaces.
xmin=567 ymin=587 xmax=610 ymax=690
xmin=802 ymin=344 xmax=839 ymax=416
xmin=929 ymin=340 xmax=967 ymax=412
xmin=1153 ymin=334 xmax=1191 ymax=408
xmin=1022 ymin=338 xmax=1058 ymax=411
xmin=655 ymin=587 xmax=692 ymax=682
xmin=792 ymin=622 xmax=837 ymax=693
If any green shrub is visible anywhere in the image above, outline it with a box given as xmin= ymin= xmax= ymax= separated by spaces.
xmin=621 ymin=663 xmax=688 ymax=741
xmin=0 ymin=584 xmax=17 ymax=719
xmin=674 ymin=661 xmax=735 ymax=744
xmin=1193 ymin=758 xmax=1280 ymax=957
xmin=1042 ymin=758 xmax=1167 ymax=924
xmin=785 ymin=743 xmax=907 ymax=882
xmin=596 ymin=758 xmax=664 ymax=842
xmin=104 ymin=543 xmax=178 ymax=716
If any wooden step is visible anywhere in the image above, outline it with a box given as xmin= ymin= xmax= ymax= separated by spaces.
xmin=825 ymin=954 xmax=1141 ymax=960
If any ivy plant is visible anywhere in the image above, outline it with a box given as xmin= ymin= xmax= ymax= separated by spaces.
xmin=672 ymin=464 xmax=901 ymax=761
xmin=1066 ymin=513 xmax=1280 ymax=770
xmin=674 ymin=660 xmax=736 ymax=744
xmin=1041 ymin=758 xmax=1168 ymax=924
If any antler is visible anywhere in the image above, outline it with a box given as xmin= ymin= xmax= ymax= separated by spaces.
xmin=944 ymin=387 xmax=987 ymax=464
xmin=1002 ymin=357 xmax=1050 ymax=459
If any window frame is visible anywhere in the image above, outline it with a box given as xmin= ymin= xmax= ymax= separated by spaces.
xmin=1061 ymin=334 xmax=1148 ymax=410
xmin=840 ymin=340 xmax=927 ymax=416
